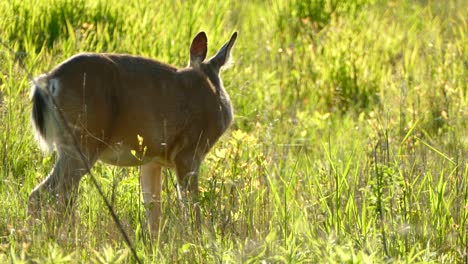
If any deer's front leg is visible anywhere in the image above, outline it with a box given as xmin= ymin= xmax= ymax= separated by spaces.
xmin=174 ymin=153 xmax=202 ymax=231
xmin=140 ymin=161 xmax=162 ymax=236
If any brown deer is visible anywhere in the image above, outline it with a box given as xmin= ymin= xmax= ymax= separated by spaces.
xmin=28 ymin=32 xmax=238 ymax=235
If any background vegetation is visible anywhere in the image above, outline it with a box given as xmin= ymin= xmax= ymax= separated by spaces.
xmin=0 ymin=0 xmax=466 ymax=262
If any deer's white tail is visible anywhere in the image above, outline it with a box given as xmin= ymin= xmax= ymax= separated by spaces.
xmin=30 ymin=74 xmax=60 ymax=152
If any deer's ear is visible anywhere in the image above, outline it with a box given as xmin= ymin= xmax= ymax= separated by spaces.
xmin=209 ymin=32 xmax=238 ymax=71
xmin=190 ymin=32 xmax=208 ymax=68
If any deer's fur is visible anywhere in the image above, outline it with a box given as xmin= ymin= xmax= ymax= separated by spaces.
xmin=28 ymin=32 xmax=238 ymax=235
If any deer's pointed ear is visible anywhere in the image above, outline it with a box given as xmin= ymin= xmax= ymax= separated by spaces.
xmin=209 ymin=32 xmax=238 ymax=71
xmin=190 ymin=32 xmax=208 ymax=68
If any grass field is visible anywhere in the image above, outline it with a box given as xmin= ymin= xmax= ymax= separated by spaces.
xmin=0 ymin=0 xmax=466 ymax=262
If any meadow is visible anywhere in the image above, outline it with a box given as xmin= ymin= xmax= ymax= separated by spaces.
xmin=0 ymin=0 xmax=466 ymax=262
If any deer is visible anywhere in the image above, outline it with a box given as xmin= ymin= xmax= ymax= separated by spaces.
xmin=28 ymin=31 xmax=238 ymax=236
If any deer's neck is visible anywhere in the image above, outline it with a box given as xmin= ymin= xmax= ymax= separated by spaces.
xmin=218 ymin=84 xmax=233 ymax=131
xmin=205 ymin=72 xmax=233 ymax=132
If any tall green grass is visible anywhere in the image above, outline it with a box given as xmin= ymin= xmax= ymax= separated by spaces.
xmin=0 ymin=0 xmax=466 ymax=262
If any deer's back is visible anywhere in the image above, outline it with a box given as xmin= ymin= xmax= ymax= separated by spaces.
xmin=49 ymin=53 xmax=225 ymax=166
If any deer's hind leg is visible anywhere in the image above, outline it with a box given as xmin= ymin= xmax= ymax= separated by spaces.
xmin=28 ymin=146 xmax=97 ymax=219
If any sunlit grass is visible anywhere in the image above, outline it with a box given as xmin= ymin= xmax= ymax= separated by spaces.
xmin=0 ymin=0 xmax=466 ymax=262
